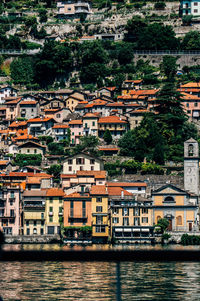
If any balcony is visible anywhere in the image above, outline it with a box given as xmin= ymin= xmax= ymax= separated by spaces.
xmin=49 ymin=212 xmax=53 ymax=216
xmin=68 ymin=214 xmax=87 ymax=222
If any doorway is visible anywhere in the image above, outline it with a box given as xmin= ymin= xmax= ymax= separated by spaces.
xmin=167 ymin=218 xmax=172 ymax=231
xmin=189 ymin=222 xmax=193 ymax=231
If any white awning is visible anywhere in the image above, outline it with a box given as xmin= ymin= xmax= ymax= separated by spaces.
xmin=141 ymin=229 xmax=150 ymax=232
xmin=132 ymin=228 xmax=140 ymax=232
xmin=124 ymin=228 xmax=131 ymax=232
xmin=115 ymin=228 xmax=123 ymax=232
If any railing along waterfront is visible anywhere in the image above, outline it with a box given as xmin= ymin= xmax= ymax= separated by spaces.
xmin=0 ymin=49 xmax=40 ymax=55
xmin=133 ymin=50 xmax=200 ymax=55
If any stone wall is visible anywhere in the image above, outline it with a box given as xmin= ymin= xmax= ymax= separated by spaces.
xmin=4 ymin=235 xmax=61 ymax=244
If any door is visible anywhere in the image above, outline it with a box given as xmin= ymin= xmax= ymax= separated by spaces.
xmin=189 ymin=222 xmax=192 ymax=232
xmin=167 ymin=218 xmax=172 ymax=231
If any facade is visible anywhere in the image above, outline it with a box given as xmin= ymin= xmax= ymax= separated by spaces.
xmin=68 ymin=119 xmax=83 ymax=145
xmin=19 ymin=100 xmax=40 ymax=119
xmin=98 ymin=115 xmax=128 ymax=139
xmin=45 ymin=188 xmax=65 ymax=235
xmin=0 ymin=186 xmax=22 ymax=236
xmin=27 ymin=117 xmax=56 ymax=137
xmin=63 ymin=153 xmax=104 ymax=174
xmin=57 ymin=0 xmax=92 ymax=19
xmin=18 ymin=141 xmax=46 ymax=156
xmin=90 ymin=185 xmax=109 ymax=243
xmin=52 ymin=124 xmax=70 ymax=141
xmin=109 ymin=187 xmax=154 ymax=242
xmin=180 ymin=0 xmax=200 ymax=16
xmin=0 ymin=86 xmax=18 ymax=104
xmin=152 ymin=184 xmax=199 ymax=232
xmin=23 ymin=190 xmax=46 ymax=236
xmin=82 ymin=113 xmax=99 ymax=136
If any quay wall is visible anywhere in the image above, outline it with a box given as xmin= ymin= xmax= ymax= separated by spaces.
xmin=4 ymin=235 xmax=61 ymax=244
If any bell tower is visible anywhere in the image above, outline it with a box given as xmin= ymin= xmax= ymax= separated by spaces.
xmin=184 ymin=138 xmax=199 ymax=195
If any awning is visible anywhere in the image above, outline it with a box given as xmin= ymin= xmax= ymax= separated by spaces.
xmin=114 ymin=228 xmax=123 ymax=232
xmin=124 ymin=228 xmax=131 ymax=232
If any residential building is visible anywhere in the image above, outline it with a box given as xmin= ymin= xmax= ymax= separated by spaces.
xmin=0 ymin=86 xmax=18 ymax=104
xmin=57 ymin=0 xmax=92 ymax=19
xmin=68 ymin=119 xmax=83 ymax=145
xmin=82 ymin=113 xmax=99 ymax=136
xmin=97 ymin=87 xmax=116 ymax=98
xmin=90 ymin=185 xmax=109 ymax=243
xmin=52 ymin=124 xmax=70 ymax=141
xmin=122 ymin=80 xmax=143 ymax=94
xmin=18 ymin=141 xmax=46 ymax=156
xmin=63 ymin=152 xmax=104 ymax=174
xmin=108 ymin=182 xmax=147 ymax=195
xmin=45 ymin=188 xmax=65 ymax=235
xmin=98 ymin=115 xmax=128 ymax=139
xmin=27 ymin=117 xmax=56 ymax=136
xmin=23 ymin=190 xmax=46 ymax=235
xmin=0 ymin=185 xmax=22 ymax=236
xmin=19 ymin=100 xmax=40 ymax=119
xmin=5 ymin=97 xmax=22 ymax=121
xmin=180 ymin=0 xmax=200 ymax=16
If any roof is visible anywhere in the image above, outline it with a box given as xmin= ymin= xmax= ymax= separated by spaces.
xmin=98 ymin=116 xmax=127 ymax=124
xmin=124 ymin=80 xmax=143 ymax=84
xmin=18 ymin=141 xmax=46 ymax=149
xmin=61 ymin=174 xmax=77 ymax=179
xmin=0 ymin=172 xmax=51 ymax=178
xmin=83 ymin=113 xmax=99 ymax=118
xmin=45 ymin=188 xmax=65 ymax=197
xmin=180 ymin=82 xmax=200 ymax=88
xmin=64 ymin=192 xmax=90 ymax=199
xmin=99 ymin=147 xmax=119 ymax=152
xmin=0 ymin=160 xmax=9 ymax=165
xmin=9 ymin=121 xmax=27 ymax=128
xmin=53 ymin=124 xmax=69 ymax=129
xmin=68 ymin=119 xmax=82 ymax=125
xmin=108 ymin=182 xmax=147 ymax=187
xmin=106 ymin=102 xmax=124 ymax=107
xmin=108 ymin=187 xmax=133 ymax=196
xmin=23 ymin=190 xmax=47 ymax=197
xmin=27 ymin=117 xmax=55 ymax=123
xmin=6 ymin=97 xmax=22 ymax=105
xmin=90 ymin=185 xmax=108 ymax=195
xmin=130 ymin=89 xmax=159 ymax=96
xmin=181 ymin=92 xmax=200 ymax=100
xmin=20 ymin=101 xmax=37 ymax=105
xmin=14 ymin=134 xmax=38 ymax=141
xmin=76 ymin=170 xmax=106 ymax=179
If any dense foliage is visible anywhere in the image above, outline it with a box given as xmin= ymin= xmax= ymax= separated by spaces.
xmin=14 ymin=154 xmax=42 ymax=166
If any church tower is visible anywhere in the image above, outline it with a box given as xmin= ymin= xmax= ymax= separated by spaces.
xmin=184 ymin=138 xmax=199 ymax=195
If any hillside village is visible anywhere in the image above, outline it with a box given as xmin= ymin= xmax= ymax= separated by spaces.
xmin=0 ymin=79 xmax=199 ymax=244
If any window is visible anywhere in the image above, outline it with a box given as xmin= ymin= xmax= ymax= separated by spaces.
xmin=41 ymin=221 xmax=44 ymax=226
xmin=91 ymin=166 xmax=94 ymax=171
xmin=194 ymin=2 xmax=198 ymax=5
xmin=72 ymin=132 xmax=74 ymax=136
xmin=96 ymin=216 xmax=103 ymax=224
xmin=69 ymin=166 xmax=72 ymax=171
xmin=112 ymin=217 xmax=119 ymax=224
xmin=80 ymin=166 xmax=83 ymax=171
xmin=33 ymin=228 xmax=37 ymax=234
xmin=90 ymin=159 xmax=95 ymax=164
xmin=142 ymin=217 xmax=148 ymax=223
xmin=49 ymin=216 xmax=53 ymax=222
xmin=59 ymin=198 xmax=62 ymax=204
xmin=97 ymin=197 xmax=102 ymax=203
xmin=10 ymin=191 xmax=15 ymax=198
xmin=76 ymin=158 xmax=85 ymax=165
xmin=113 ymin=208 xmax=119 ymax=214
xmin=194 ymin=9 xmax=198 ymax=12
xmin=164 ymin=196 xmax=175 ymax=203
xmin=134 ymin=208 xmax=140 ymax=216
xmin=96 ymin=206 xmax=102 ymax=212
xmin=95 ymin=226 xmax=105 ymax=233
xmin=122 ymin=208 xmax=129 ymax=216
xmin=187 ymin=110 xmax=191 ymax=113
xmin=68 ymin=159 xmax=73 ymax=165
xmin=56 ymin=114 xmax=61 ymax=118
xmin=59 ymin=207 xmax=62 ymax=214
xmin=188 ymin=144 xmax=194 ymax=156
xmin=92 ymin=122 xmax=95 ymax=126
xmin=134 ymin=217 xmax=140 ymax=226
xmin=34 ymin=149 xmax=37 ymax=154
xmin=138 ymin=187 xmax=142 ymax=191
xmin=176 ymin=215 xmax=182 ymax=226
xmin=40 ymin=228 xmax=44 ymax=235
xmin=123 ymin=217 xmax=129 ymax=226
xmin=10 ymin=209 xmax=14 ymax=217
xmin=49 ymin=206 xmax=53 ymax=212
xmin=26 ymin=221 xmax=29 ymax=226
xmin=85 ymin=123 xmax=88 ymax=128
xmin=10 ymin=200 xmax=13 ymax=206
xmin=195 ymin=103 xmax=198 ymax=107
xmin=186 ymin=103 xmax=189 ymax=108
xmin=142 ymin=208 xmax=148 ymax=214
xmin=27 ymin=149 xmax=30 ymax=153
xmin=50 ymin=198 xmax=53 ymax=203
xmin=41 ymin=213 xmax=44 ymax=219
xmin=34 ymin=220 xmax=37 ymax=226
xmin=26 ymin=228 xmax=30 ymax=235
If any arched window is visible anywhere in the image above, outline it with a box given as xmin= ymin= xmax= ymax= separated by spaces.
xmin=188 ymin=144 xmax=194 ymax=157
xmin=157 ymin=216 xmax=161 ymax=223
xmin=33 ymin=228 xmax=37 ymax=235
xmin=176 ymin=216 xmax=182 ymax=226
xmin=164 ymin=196 xmax=175 ymax=203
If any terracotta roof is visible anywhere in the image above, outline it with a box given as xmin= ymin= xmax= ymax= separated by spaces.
xmin=108 ymin=187 xmax=133 ymax=196
xmin=45 ymin=188 xmax=65 ymax=197
xmin=130 ymin=109 xmax=148 ymax=113
xmin=23 ymin=190 xmax=47 ymax=196
xmin=83 ymin=113 xmax=99 ymax=118
xmin=14 ymin=134 xmax=38 ymax=141
xmin=90 ymin=185 xmax=108 ymax=195
xmin=181 ymin=92 xmax=200 ymax=100
xmin=9 ymin=121 xmax=27 ymax=128
xmin=53 ymin=124 xmax=69 ymax=129
xmin=76 ymin=170 xmax=106 ymax=179
xmin=130 ymin=89 xmax=159 ymax=96
xmin=0 ymin=160 xmax=9 ymax=165
xmin=18 ymin=141 xmax=46 ymax=149
xmin=105 ymin=87 xmax=116 ymax=91
xmin=0 ymin=107 xmax=6 ymax=111
xmin=20 ymin=101 xmax=37 ymax=105
xmin=26 ymin=177 xmax=42 ymax=184
xmin=68 ymin=119 xmax=82 ymax=125
xmin=108 ymin=182 xmax=147 ymax=187
xmin=99 ymin=147 xmax=119 ymax=151
xmin=98 ymin=116 xmax=127 ymax=124
xmin=106 ymin=102 xmax=124 ymax=107
xmin=124 ymin=80 xmax=143 ymax=84
xmin=44 ymin=109 xmax=60 ymax=112
xmin=6 ymin=97 xmax=22 ymax=105
xmin=61 ymin=174 xmax=77 ymax=179
xmin=27 ymin=117 xmax=54 ymax=123
xmin=180 ymin=82 xmax=200 ymax=88
xmin=0 ymin=172 xmax=51 ymax=178
xmin=64 ymin=192 xmax=90 ymax=198
xmin=178 ymin=88 xmax=200 ymax=93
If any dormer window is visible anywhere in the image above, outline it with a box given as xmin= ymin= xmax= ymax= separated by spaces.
xmin=164 ymin=196 xmax=175 ymax=203
xmin=188 ymin=144 xmax=194 ymax=156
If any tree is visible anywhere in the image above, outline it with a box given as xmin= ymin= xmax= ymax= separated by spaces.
xmin=14 ymin=154 xmax=42 ymax=167
xmin=48 ymin=142 xmax=65 ymax=155
xmin=155 ymin=218 xmax=169 ymax=234
xmin=39 ymin=8 xmax=47 ymax=23
xmin=74 ymin=135 xmax=99 ymax=155
xmin=10 ymin=57 xmax=35 ymax=85
xmin=153 ymin=142 xmax=165 ymax=165
xmin=181 ymin=31 xmax=200 ymax=50
xmin=160 ymin=56 xmax=178 ymax=81
xmin=103 ymin=129 xmax=112 ymax=144
xmin=47 ymin=164 xmax=62 ymax=179
xmin=154 ymin=1 xmax=166 ymax=10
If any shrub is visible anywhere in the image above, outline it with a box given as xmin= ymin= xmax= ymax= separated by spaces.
xmin=14 ymin=154 xmax=42 ymax=167
xmin=154 ymin=2 xmax=166 ymax=10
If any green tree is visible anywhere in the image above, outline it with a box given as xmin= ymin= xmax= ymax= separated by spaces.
xmin=10 ymin=57 xmax=35 ymax=85
xmin=74 ymin=135 xmax=99 ymax=155
xmin=48 ymin=142 xmax=65 ymax=155
xmin=47 ymin=164 xmax=62 ymax=179
xmin=181 ymin=31 xmax=200 ymax=50
xmin=153 ymin=142 xmax=165 ymax=165
xmin=103 ymin=129 xmax=112 ymax=144
xmin=155 ymin=218 xmax=169 ymax=234
xmin=160 ymin=56 xmax=178 ymax=81
xmin=39 ymin=8 xmax=47 ymax=23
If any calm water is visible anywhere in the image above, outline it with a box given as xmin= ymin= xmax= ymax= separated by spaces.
xmin=1 ymin=245 xmax=200 ymax=300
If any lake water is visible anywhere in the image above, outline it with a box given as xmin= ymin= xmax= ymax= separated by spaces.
xmin=1 ymin=244 xmax=200 ymax=300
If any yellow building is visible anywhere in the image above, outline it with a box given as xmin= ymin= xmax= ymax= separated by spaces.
xmin=82 ymin=113 xmax=99 ymax=136
xmin=90 ymin=185 xmax=109 ymax=243
xmin=23 ymin=190 xmax=46 ymax=235
xmin=45 ymin=188 xmax=65 ymax=235
xmin=98 ymin=115 xmax=128 ymax=140
xmin=151 ymin=184 xmax=199 ymax=232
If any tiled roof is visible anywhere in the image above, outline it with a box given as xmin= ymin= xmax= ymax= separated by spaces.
xmin=26 ymin=177 xmax=42 ymax=184
xmin=180 ymin=82 xmax=200 ymax=88
xmin=14 ymin=134 xmax=38 ymax=141
xmin=108 ymin=182 xmax=147 ymax=187
xmin=124 ymin=80 xmax=143 ymax=84
xmin=90 ymin=185 xmax=108 ymax=195
xmin=0 ymin=107 xmax=6 ymax=111
xmin=0 ymin=160 xmax=9 ymax=165
xmin=130 ymin=89 xmax=159 ymax=95
xmin=6 ymin=97 xmax=22 ymax=105
xmin=61 ymin=174 xmax=77 ymax=179
xmin=0 ymin=172 xmax=51 ymax=178
xmin=23 ymin=190 xmax=47 ymax=196
xmin=99 ymin=147 xmax=119 ymax=151
xmin=27 ymin=117 xmax=54 ymax=123
xmin=68 ymin=119 xmax=82 ymax=125
xmin=106 ymin=102 xmax=124 ymax=107
xmin=105 ymin=86 xmax=116 ymax=91
xmin=108 ymin=186 xmax=133 ymax=196
xmin=98 ymin=116 xmax=127 ymax=124
xmin=9 ymin=121 xmax=27 ymax=128
xmin=44 ymin=109 xmax=61 ymax=112
xmin=20 ymin=101 xmax=37 ymax=105
xmin=53 ymin=124 xmax=69 ymax=129
xmin=45 ymin=188 xmax=65 ymax=197
xmin=181 ymin=92 xmax=200 ymax=100
xmin=64 ymin=192 xmax=90 ymax=198
xmin=83 ymin=113 xmax=99 ymax=118
xmin=77 ymin=170 xmax=106 ymax=178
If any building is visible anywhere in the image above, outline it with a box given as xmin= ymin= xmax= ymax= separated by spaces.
xmin=98 ymin=115 xmax=128 ymax=139
xmin=90 ymin=185 xmax=109 ymax=243
xmin=19 ymin=100 xmax=40 ymax=119
xmin=82 ymin=113 xmax=99 ymax=136
xmin=151 ymin=184 xmax=199 ymax=231
xmin=18 ymin=141 xmax=46 ymax=156
xmin=45 ymin=188 xmax=65 ymax=235
xmin=0 ymin=86 xmax=18 ymax=104
xmin=23 ymin=190 xmax=46 ymax=235
xmin=109 ymin=186 xmax=154 ymax=242
xmin=27 ymin=117 xmax=56 ymax=137
xmin=63 ymin=152 xmax=104 ymax=174
xmin=180 ymin=0 xmax=200 ymax=16
xmin=0 ymin=185 xmax=22 ymax=236
xmin=68 ymin=119 xmax=83 ymax=145
xmin=52 ymin=124 xmax=70 ymax=142
xmin=57 ymin=0 xmax=92 ymax=19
